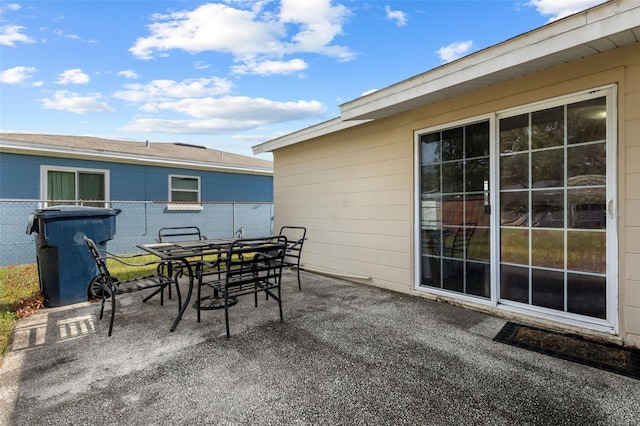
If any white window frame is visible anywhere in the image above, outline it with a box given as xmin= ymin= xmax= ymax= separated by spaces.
xmin=40 ymin=165 xmax=110 ymax=208
xmin=167 ymin=174 xmax=203 ymax=211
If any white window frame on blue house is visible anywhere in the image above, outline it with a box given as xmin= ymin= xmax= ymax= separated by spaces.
xmin=167 ymin=174 xmax=203 ymax=211
xmin=40 ymin=165 xmax=110 ymax=208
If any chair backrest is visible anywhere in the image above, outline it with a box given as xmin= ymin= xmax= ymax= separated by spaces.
xmin=278 ymin=226 xmax=307 ymax=260
xmin=157 ymin=226 xmax=204 ymax=243
xmin=223 ymin=236 xmax=287 ymax=290
xmin=84 ymin=236 xmax=114 ymax=283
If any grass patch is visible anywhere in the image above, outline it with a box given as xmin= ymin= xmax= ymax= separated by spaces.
xmin=0 ymin=263 xmax=40 ymax=358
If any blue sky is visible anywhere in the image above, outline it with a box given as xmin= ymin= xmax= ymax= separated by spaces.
xmin=0 ymin=0 xmax=607 ymax=159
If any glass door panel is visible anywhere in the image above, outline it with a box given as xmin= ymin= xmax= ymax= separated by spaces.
xmin=419 ymin=120 xmax=491 ymax=299
xmin=498 ymin=94 xmax=610 ymax=321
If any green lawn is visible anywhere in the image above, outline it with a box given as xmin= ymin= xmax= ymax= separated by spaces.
xmin=0 ymin=263 xmax=40 ymax=359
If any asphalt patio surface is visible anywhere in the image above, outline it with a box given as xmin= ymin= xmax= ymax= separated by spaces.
xmin=1 ymin=270 xmax=639 ymax=425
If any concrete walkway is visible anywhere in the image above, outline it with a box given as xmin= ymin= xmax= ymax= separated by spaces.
xmin=1 ymin=270 xmax=639 ymax=425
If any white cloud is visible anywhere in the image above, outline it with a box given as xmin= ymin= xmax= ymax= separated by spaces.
xmin=113 ymin=72 xmax=326 ymax=135
xmin=53 ymin=29 xmax=97 ymax=43
xmin=0 ymin=25 xmax=35 ymax=47
xmin=0 ymin=66 xmax=36 ymax=84
xmin=436 ymin=40 xmax=473 ymax=63
xmin=130 ymin=3 xmax=284 ymax=60
xmin=232 ymin=134 xmax=272 ymax=143
xmin=40 ymin=90 xmax=115 ymax=114
xmin=279 ymin=0 xmax=353 ymax=60
xmin=230 ymin=58 xmax=308 ymax=75
xmin=54 ymin=29 xmax=79 ymax=40
xmin=56 ymin=68 xmax=90 ymax=85
xmin=113 ymin=77 xmax=233 ymax=103
xmin=385 ymin=6 xmax=407 ymax=27
xmin=122 ymin=96 xmax=326 ymax=134
xmin=144 ymin=96 xmax=326 ymax=121
xmin=5 ymin=4 xmax=22 ymax=11
xmin=129 ymin=1 xmax=354 ymax=73
xmin=194 ymin=61 xmax=210 ymax=70
xmin=527 ymin=0 xmax=608 ymax=22
xmin=121 ymin=118 xmax=265 ymax=134
xmin=118 ymin=70 xmax=138 ymax=79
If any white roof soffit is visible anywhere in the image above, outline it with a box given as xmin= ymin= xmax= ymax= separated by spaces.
xmin=341 ymin=0 xmax=640 ymax=121
xmin=252 ymin=117 xmax=371 ymax=154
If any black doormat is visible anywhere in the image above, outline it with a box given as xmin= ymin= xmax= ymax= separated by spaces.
xmin=494 ymin=322 xmax=640 ymax=380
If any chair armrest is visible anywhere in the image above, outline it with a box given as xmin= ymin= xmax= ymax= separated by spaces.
xmin=196 ymin=256 xmax=226 ymax=275
xmin=100 ymin=252 xmax=164 ymax=268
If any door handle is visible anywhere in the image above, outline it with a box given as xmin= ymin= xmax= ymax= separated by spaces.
xmin=484 ymin=180 xmax=490 ymax=214
xmin=607 ymin=199 xmax=614 ymax=218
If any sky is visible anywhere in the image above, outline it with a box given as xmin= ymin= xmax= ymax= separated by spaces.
xmin=0 ymin=0 xmax=608 ymax=160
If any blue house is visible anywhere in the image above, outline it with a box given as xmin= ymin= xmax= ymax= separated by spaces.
xmin=0 ymin=133 xmax=274 ymax=265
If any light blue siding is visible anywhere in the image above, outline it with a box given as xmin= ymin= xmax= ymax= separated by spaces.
xmin=0 ymin=153 xmax=273 ymax=202
xmin=1 ymin=152 xmax=273 ymax=266
xmin=0 ymin=153 xmax=41 ymax=198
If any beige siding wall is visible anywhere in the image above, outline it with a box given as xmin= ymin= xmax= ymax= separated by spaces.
xmin=274 ymin=119 xmax=415 ymax=293
xmin=274 ymin=43 xmax=640 ymax=345
xmin=623 ymin=53 xmax=640 ymax=346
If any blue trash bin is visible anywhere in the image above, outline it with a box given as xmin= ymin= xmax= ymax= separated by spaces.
xmin=27 ymin=206 xmax=121 ymax=307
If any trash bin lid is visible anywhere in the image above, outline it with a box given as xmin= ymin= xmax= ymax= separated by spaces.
xmin=32 ymin=205 xmax=121 ymax=219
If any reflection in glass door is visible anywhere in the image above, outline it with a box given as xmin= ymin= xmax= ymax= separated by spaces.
xmin=419 ymin=121 xmax=491 ymax=298
xmin=499 ymin=94 xmax=609 ymax=320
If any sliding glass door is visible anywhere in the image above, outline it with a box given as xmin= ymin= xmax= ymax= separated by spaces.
xmin=417 ymin=86 xmax=616 ymax=327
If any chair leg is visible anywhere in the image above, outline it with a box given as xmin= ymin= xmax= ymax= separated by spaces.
xmin=174 ymin=280 xmax=182 ymax=313
xmin=277 ymin=275 xmax=283 ymax=321
xmin=224 ymin=295 xmax=231 ymax=338
xmin=99 ymin=296 xmax=106 ymax=320
xmin=108 ymin=292 xmax=116 ymax=337
xmin=255 ymin=282 xmax=259 ymax=307
xmin=196 ymin=279 xmax=202 ymax=323
xmin=296 ymin=261 xmax=302 ymax=290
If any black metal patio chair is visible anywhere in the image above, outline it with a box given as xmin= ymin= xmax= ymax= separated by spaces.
xmin=278 ymin=226 xmax=307 ymax=290
xmin=84 ymin=236 xmax=181 ymax=336
xmin=195 ymin=236 xmax=287 ymax=338
xmin=156 ymin=226 xmax=207 ymax=299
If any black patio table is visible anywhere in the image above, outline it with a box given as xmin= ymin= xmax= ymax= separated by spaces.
xmin=137 ymin=238 xmax=235 ymax=332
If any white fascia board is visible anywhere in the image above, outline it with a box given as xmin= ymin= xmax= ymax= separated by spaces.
xmin=341 ymin=1 xmax=640 ymax=121
xmin=0 ymin=140 xmax=273 ymax=175
xmin=252 ymin=117 xmax=372 ymax=154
